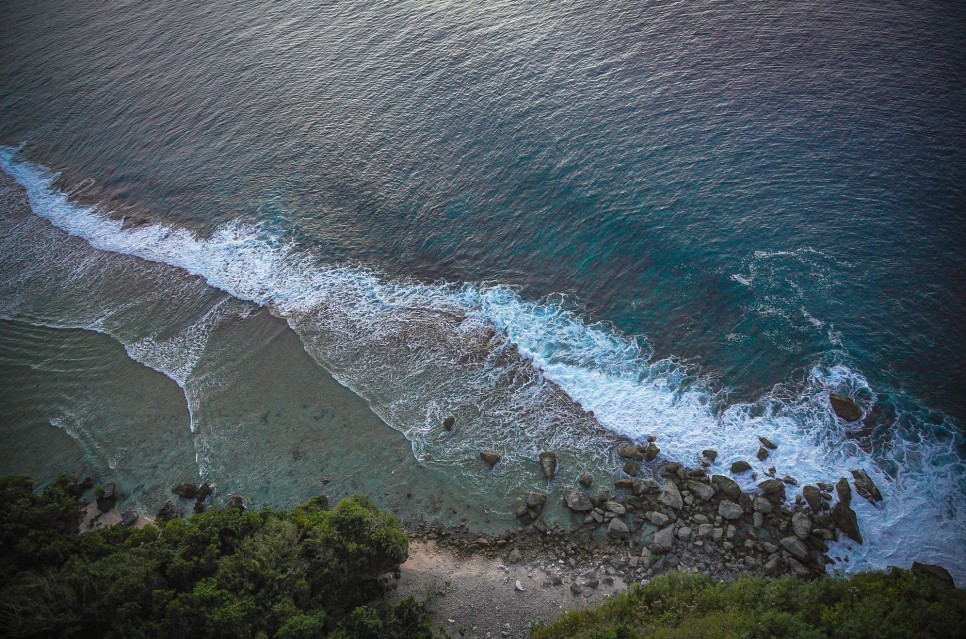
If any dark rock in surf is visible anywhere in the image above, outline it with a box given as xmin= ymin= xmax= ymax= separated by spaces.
xmin=802 ymin=485 xmax=823 ymax=512
xmin=442 ymin=415 xmax=456 ymax=431
xmin=831 ymin=501 xmax=862 ymax=544
xmin=712 ymin=475 xmax=742 ymax=501
xmin=196 ymin=483 xmax=214 ymax=502
xmin=480 ymin=451 xmax=501 ymax=467
xmin=758 ymin=436 xmax=777 ymax=450
xmin=757 ymin=446 xmax=769 ymax=461
xmin=578 ymin=473 xmax=593 ymax=488
xmin=702 ymin=449 xmax=718 ymax=462
xmin=851 ymin=469 xmax=883 ymax=504
xmin=758 ymin=479 xmax=786 ymax=503
xmin=622 ymin=460 xmax=640 ymax=476
xmin=835 ymin=477 xmax=852 ymax=506
xmin=618 ymin=444 xmax=645 ymax=461
xmin=172 ymin=482 xmax=198 ymax=499
xmin=829 ymin=393 xmax=862 ymax=422
xmin=538 ymin=452 xmax=557 ymax=479
xmin=730 ymin=460 xmax=752 ymax=474
xmin=643 ymin=442 xmax=660 ymax=462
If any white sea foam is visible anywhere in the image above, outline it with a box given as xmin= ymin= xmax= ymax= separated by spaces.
xmin=2 ymin=145 xmax=963 ymax=582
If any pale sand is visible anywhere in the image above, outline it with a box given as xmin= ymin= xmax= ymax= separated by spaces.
xmin=393 ymin=539 xmax=627 ymax=639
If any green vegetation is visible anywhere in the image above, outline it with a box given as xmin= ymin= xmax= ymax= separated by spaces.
xmin=529 ymin=571 xmax=965 ymax=639
xmin=0 ymin=475 xmax=434 ymax=639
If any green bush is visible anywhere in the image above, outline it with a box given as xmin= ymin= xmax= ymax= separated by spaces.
xmin=0 ymin=475 xmax=431 ymax=639
xmin=529 ymin=571 xmax=966 ymax=639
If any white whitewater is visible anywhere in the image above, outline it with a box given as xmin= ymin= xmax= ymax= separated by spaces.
xmin=2 ymin=145 xmax=963 ymax=582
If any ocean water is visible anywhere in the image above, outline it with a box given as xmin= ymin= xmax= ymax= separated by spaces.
xmin=1 ymin=1 xmax=964 ymax=580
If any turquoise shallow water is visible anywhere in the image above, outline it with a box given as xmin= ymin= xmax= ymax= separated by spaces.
xmin=1 ymin=1 xmax=964 ymax=579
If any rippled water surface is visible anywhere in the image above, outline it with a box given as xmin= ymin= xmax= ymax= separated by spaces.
xmin=1 ymin=1 xmax=964 ymax=579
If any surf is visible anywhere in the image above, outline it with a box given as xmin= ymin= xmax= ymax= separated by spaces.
xmin=2 ymin=144 xmax=963 ymax=582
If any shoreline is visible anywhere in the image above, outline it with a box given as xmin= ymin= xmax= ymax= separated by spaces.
xmin=54 ymin=460 xmax=958 ymax=637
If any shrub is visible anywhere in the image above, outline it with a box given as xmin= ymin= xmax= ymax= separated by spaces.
xmin=0 ymin=475 xmax=430 ymax=639
xmin=528 ymin=571 xmax=966 ymax=639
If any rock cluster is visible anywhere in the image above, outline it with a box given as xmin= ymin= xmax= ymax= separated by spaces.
xmin=513 ymin=491 xmax=549 ymax=531
xmin=170 ymin=481 xmax=216 ymax=514
xmin=503 ymin=437 xmax=891 ymax=583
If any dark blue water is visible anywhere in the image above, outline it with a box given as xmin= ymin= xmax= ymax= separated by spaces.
xmin=1 ymin=0 xmax=965 ymax=577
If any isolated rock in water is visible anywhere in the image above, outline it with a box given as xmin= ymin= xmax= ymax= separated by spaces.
xmin=658 ymin=481 xmax=683 ymax=510
xmin=578 ymin=474 xmax=593 ymax=488
xmin=172 ymin=482 xmax=198 ymax=499
xmin=712 ymin=475 xmax=742 ymax=501
xmin=829 ymin=393 xmax=862 ymax=422
xmin=831 ymin=502 xmax=862 ymax=544
xmin=607 ymin=517 xmax=630 ymax=539
xmin=618 ymin=444 xmax=645 ymax=461
xmin=836 ymin=477 xmax=852 ymax=506
xmin=480 ymin=451 xmax=501 ymax=467
xmin=730 ymin=460 xmax=752 ymax=474
xmin=651 ymin=525 xmax=675 ymax=552
xmin=718 ymin=500 xmax=744 ymax=520
xmin=538 ymin=452 xmax=557 ymax=479
xmin=685 ymin=480 xmax=715 ymax=502
xmin=911 ymin=562 xmax=954 ymax=586
xmin=641 ymin=442 xmax=659 ymax=462
xmin=156 ymin=501 xmax=181 ymax=522
xmin=702 ymin=449 xmax=718 ymax=462
xmin=563 ymin=489 xmax=593 ymax=512
xmin=758 ymin=436 xmax=777 ymax=450
xmin=623 ymin=460 xmax=641 ymax=476
xmin=851 ymin=469 xmax=883 ymax=504
xmin=96 ymin=483 xmax=118 ymax=513
xmin=442 ymin=415 xmax=456 ymax=431
xmin=802 ymin=485 xmax=823 ymax=512
xmin=756 ymin=446 xmax=769 ymax=461
xmin=120 ymin=510 xmax=139 ymax=528
xmin=758 ymin=479 xmax=786 ymax=503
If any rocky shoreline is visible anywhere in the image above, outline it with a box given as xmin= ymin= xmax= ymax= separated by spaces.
xmin=67 ymin=391 xmax=956 ymax=594
xmin=395 ymin=393 xmax=955 ymax=591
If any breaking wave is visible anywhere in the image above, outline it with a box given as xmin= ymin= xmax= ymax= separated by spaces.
xmin=2 ymin=145 xmax=963 ymax=581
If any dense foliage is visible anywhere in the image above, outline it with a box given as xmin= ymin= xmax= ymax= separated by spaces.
xmin=0 ymin=476 xmax=433 ymax=639
xmin=529 ymin=570 xmax=966 ymax=639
